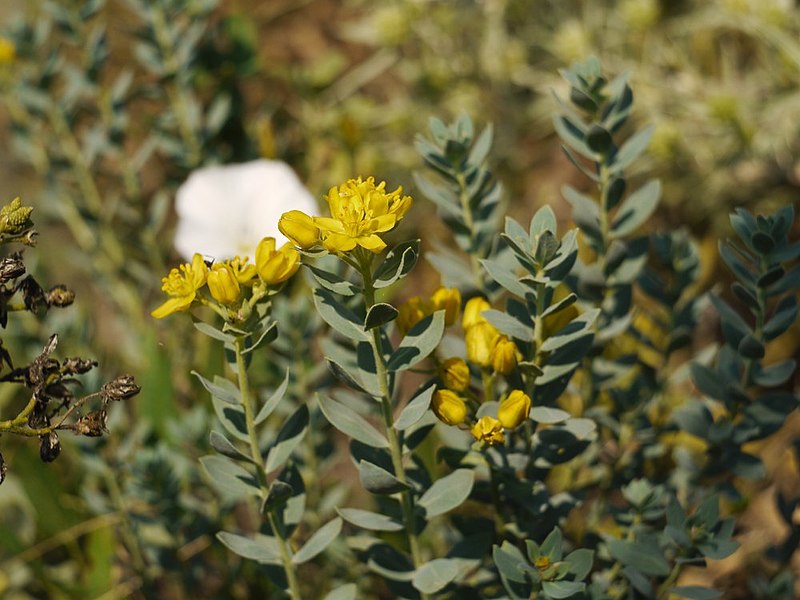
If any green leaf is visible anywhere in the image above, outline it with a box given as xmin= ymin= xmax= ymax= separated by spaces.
xmin=540 ymin=527 xmax=563 ymax=561
xmin=566 ymin=548 xmax=594 ymax=580
xmin=394 ymin=385 xmax=435 ymax=431
xmin=209 ymin=430 xmax=252 ymax=463
xmin=586 ymin=124 xmax=613 ymax=153
xmin=194 ymin=321 xmax=236 ymax=344
xmin=611 ymin=125 xmax=654 ymax=172
xmin=563 ymin=184 xmax=601 ymax=240
xmin=482 ymin=309 xmax=534 ymax=342
xmin=200 ymin=455 xmax=259 ymax=501
xmin=387 ymin=311 xmax=445 ymax=371
xmin=365 ymin=303 xmax=399 ymax=330
xmin=254 ymin=369 xmax=290 ymax=425
xmin=530 ymin=205 xmax=558 ymax=237
xmin=753 ymin=359 xmax=796 ymax=387
xmin=606 ymin=538 xmax=670 ymax=576
xmin=418 ymin=469 xmax=474 ymax=518
xmin=327 ymin=359 xmax=380 ymax=397
xmin=481 ymin=258 xmax=528 ymax=298
xmin=530 ymin=406 xmax=571 ymax=424
xmin=314 ymin=288 xmax=368 ymax=341
xmin=670 ymin=586 xmax=722 ymax=600
xmin=541 ymin=293 xmax=577 ymax=319
xmin=322 ymin=585 xmax=357 ymax=600
xmin=193 ymin=371 xmax=240 ymax=405
xmin=292 ymin=517 xmax=343 ymax=565
xmin=265 ymin=405 xmax=309 ymax=473
xmin=317 ymin=394 xmax=389 ymax=448
xmin=212 ymin=394 xmax=249 ymax=442
xmin=308 ymin=264 xmax=359 ymax=296
xmin=610 ymin=179 xmax=661 ymax=237
xmin=374 ymin=240 xmax=420 ymax=289
xmin=337 ymin=508 xmax=404 ymax=531
xmin=358 ymin=460 xmax=410 ymax=495
xmin=468 ymin=123 xmax=494 ymax=166
xmin=216 ymin=531 xmax=281 ymax=564
xmin=763 ymin=295 xmax=798 ymax=341
xmin=542 ymin=580 xmax=586 ymax=599
xmin=540 ymin=308 xmax=600 ymax=352
xmin=413 ymin=558 xmax=474 ymax=594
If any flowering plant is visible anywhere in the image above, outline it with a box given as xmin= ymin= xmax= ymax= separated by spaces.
xmin=148 ymin=59 xmax=799 ymax=600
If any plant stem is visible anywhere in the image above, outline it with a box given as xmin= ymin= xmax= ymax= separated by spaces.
xmin=233 ymin=336 xmax=301 ymax=600
xmin=655 ymin=562 xmax=682 ymax=599
xmin=359 ymin=255 xmax=428 ymax=596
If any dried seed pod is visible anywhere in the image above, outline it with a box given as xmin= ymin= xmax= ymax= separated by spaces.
xmin=62 ymin=357 xmax=97 ymax=375
xmin=74 ymin=410 xmax=108 ymax=437
xmin=39 ymin=431 xmax=61 ymax=463
xmin=100 ymin=374 xmax=140 ymax=403
xmin=46 ymin=285 xmax=75 ymax=308
xmin=0 ymin=452 xmax=6 ymax=485
xmin=17 ymin=275 xmax=47 ymax=315
xmin=0 ymin=253 xmax=25 ymax=282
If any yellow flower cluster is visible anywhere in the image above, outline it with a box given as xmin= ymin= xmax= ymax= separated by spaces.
xmin=279 ymin=176 xmax=412 ymax=254
xmin=152 ymin=238 xmax=300 ymax=319
xmin=396 ymin=286 xmax=461 ymax=335
xmin=0 ymin=38 xmax=15 ymax=65
xmin=424 ymin=295 xmax=531 ymax=446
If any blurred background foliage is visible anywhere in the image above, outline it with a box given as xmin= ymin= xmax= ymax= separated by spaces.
xmin=0 ymin=0 xmax=798 ymax=598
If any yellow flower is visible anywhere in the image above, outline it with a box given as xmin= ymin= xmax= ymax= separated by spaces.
xmin=207 ymin=263 xmax=241 ymax=305
xmin=151 ymin=253 xmax=208 ymax=319
xmin=462 ymin=297 xmax=491 ymax=329
xmin=431 ymin=389 xmax=468 ymax=426
xmin=0 ymin=38 xmax=15 ymax=65
xmin=471 ymin=416 xmax=505 ymax=445
xmin=491 ymin=336 xmax=521 ymax=375
xmin=314 ymin=176 xmax=412 ymax=254
xmin=465 ymin=321 xmax=500 ymax=367
xmin=227 ymin=256 xmax=257 ymax=284
xmin=498 ymin=390 xmax=531 ymax=429
xmin=279 ymin=209 xmax=320 ymax=249
xmin=396 ymin=296 xmax=431 ymax=335
xmin=255 ymin=237 xmax=301 ymax=285
xmin=430 ymin=286 xmax=461 ymax=327
xmin=439 ymin=357 xmax=470 ymax=392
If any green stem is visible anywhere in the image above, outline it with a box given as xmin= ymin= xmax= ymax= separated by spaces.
xmin=359 ymin=255 xmax=428 ymax=594
xmin=741 ymin=258 xmax=767 ymax=392
xmin=655 ymin=562 xmax=682 ymax=599
xmin=455 ymin=172 xmax=486 ymax=290
xmin=233 ymin=336 xmax=301 ymax=600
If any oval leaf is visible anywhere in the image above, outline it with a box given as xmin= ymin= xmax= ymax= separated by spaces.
xmin=317 ymin=394 xmax=389 ymax=448
xmin=337 ymin=508 xmax=404 ymax=531
xmin=387 ymin=311 xmax=445 ymax=372
xmin=292 ymin=517 xmax=343 ymax=565
xmin=418 ymin=469 xmax=475 ymax=518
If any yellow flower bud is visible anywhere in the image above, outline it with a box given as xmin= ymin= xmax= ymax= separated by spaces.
xmin=256 ymin=238 xmax=301 ymax=285
xmin=396 ymin=296 xmax=431 ymax=335
xmin=491 ymin=336 xmax=521 ymax=375
xmin=462 ymin=297 xmax=491 ymax=329
xmin=471 ymin=416 xmax=505 ymax=445
xmin=207 ymin=263 xmax=241 ymax=306
xmin=465 ymin=321 xmax=499 ymax=367
xmin=0 ymin=38 xmax=15 ymax=65
xmin=497 ymin=390 xmax=531 ymax=430
xmin=439 ymin=357 xmax=470 ymax=392
xmin=279 ymin=210 xmax=320 ymax=249
xmin=431 ymin=389 xmax=468 ymax=426
xmin=430 ymin=286 xmax=461 ymax=327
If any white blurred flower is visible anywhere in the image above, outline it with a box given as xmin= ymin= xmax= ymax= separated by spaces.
xmin=173 ymin=159 xmax=317 ymax=261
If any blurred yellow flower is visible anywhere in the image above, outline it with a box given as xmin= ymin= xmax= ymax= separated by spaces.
xmin=396 ymin=296 xmax=431 ymax=335
xmin=439 ymin=357 xmax=470 ymax=392
xmin=152 ymin=253 xmax=208 ymax=319
xmin=498 ymin=390 xmax=531 ymax=429
xmin=314 ymin=176 xmax=412 ymax=253
xmin=462 ymin=296 xmax=491 ymax=329
xmin=0 ymin=38 xmax=15 ymax=65
xmin=279 ymin=209 xmax=320 ymax=249
xmin=471 ymin=416 xmax=505 ymax=445
xmin=430 ymin=286 xmax=461 ymax=327
xmin=207 ymin=263 xmax=241 ymax=306
xmin=465 ymin=321 xmax=500 ymax=367
xmin=491 ymin=336 xmax=521 ymax=375
xmin=431 ymin=389 xmax=468 ymax=426
xmin=255 ymin=237 xmax=300 ymax=285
